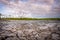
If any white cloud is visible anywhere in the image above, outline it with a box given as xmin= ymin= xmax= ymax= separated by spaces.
xmin=0 ymin=0 xmax=60 ymax=18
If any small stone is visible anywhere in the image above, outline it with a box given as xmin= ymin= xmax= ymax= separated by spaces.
xmin=52 ymin=33 xmax=60 ymax=40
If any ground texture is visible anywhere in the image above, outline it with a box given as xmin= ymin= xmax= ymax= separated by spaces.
xmin=0 ymin=20 xmax=60 ymax=40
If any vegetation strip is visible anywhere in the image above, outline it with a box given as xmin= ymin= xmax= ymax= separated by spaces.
xmin=0 ymin=18 xmax=60 ymax=20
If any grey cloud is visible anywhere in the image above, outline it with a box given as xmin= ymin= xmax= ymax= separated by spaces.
xmin=0 ymin=0 xmax=60 ymax=18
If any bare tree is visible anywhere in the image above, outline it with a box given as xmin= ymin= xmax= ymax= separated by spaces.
xmin=0 ymin=13 xmax=2 ymax=19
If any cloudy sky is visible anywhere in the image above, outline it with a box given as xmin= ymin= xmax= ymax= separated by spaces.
xmin=0 ymin=0 xmax=60 ymax=18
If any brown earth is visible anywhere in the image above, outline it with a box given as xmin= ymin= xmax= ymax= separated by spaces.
xmin=0 ymin=20 xmax=60 ymax=40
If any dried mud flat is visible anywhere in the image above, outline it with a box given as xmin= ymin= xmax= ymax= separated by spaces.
xmin=0 ymin=20 xmax=60 ymax=40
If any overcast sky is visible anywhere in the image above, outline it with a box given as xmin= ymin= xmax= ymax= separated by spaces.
xmin=0 ymin=0 xmax=60 ymax=18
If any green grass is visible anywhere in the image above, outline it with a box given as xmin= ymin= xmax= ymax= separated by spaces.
xmin=0 ymin=18 xmax=60 ymax=20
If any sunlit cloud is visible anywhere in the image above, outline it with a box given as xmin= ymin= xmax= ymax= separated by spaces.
xmin=0 ymin=0 xmax=60 ymax=18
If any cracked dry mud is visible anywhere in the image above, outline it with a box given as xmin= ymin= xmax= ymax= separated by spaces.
xmin=0 ymin=20 xmax=60 ymax=40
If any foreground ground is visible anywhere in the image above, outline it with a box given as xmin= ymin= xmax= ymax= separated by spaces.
xmin=0 ymin=20 xmax=60 ymax=40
